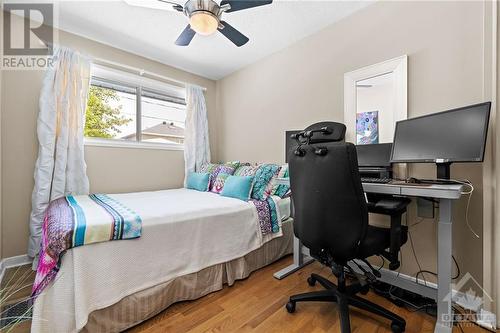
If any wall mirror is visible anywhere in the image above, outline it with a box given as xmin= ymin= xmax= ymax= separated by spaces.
xmin=344 ymin=55 xmax=408 ymax=145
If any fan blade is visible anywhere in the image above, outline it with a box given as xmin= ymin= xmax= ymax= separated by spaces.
xmin=158 ymin=0 xmax=184 ymax=11
xmin=123 ymin=0 xmax=182 ymax=12
xmin=220 ymin=0 xmax=272 ymax=13
xmin=218 ymin=21 xmax=249 ymax=47
xmin=175 ymin=25 xmax=196 ymax=46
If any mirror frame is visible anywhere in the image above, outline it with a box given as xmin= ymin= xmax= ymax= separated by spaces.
xmin=344 ymin=55 xmax=408 ymax=144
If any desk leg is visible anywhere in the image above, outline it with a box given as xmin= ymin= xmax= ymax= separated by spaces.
xmin=273 ymin=236 xmax=314 ymax=279
xmin=435 ymin=199 xmax=453 ymax=333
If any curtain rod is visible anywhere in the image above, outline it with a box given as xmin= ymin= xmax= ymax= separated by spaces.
xmin=47 ymin=43 xmax=207 ymax=91
xmin=92 ymin=57 xmax=208 ymax=92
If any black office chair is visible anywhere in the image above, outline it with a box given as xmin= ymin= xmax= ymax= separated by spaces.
xmin=286 ymin=142 xmax=408 ymax=333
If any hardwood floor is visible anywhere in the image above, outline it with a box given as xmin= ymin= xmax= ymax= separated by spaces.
xmin=127 ymin=256 xmax=488 ymax=333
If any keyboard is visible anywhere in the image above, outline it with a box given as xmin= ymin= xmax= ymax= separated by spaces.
xmin=361 ymin=177 xmax=392 ymax=184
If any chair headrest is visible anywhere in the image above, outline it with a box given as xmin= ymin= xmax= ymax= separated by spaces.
xmin=292 ymin=121 xmax=346 ymax=145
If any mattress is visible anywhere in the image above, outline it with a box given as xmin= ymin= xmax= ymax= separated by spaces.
xmin=32 ymin=189 xmax=288 ymax=333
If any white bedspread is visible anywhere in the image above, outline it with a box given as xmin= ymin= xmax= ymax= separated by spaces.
xmin=32 ymin=189 xmax=283 ymax=332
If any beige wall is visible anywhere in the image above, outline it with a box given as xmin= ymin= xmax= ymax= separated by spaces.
xmin=216 ymin=1 xmax=487 ymax=283
xmin=1 ymin=22 xmax=216 ymax=258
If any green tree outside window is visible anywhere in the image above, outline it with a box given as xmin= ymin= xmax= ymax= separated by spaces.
xmin=85 ymin=86 xmax=132 ymax=138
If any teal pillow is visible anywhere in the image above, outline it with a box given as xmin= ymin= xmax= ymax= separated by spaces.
xmin=221 ymin=176 xmax=254 ymax=201
xmin=186 ymin=172 xmax=210 ymax=192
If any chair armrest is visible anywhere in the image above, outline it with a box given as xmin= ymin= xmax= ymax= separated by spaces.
xmin=388 ymin=214 xmax=404 ymax=270
xmin=367 ymin=196 xmax=411 ymax=270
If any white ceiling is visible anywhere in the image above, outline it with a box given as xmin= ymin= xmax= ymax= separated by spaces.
xmin=53 ymin=0 xmax=372 ymax=80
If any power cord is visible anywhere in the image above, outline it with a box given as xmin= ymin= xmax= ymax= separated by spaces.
xmin=376 ymin=255 xmax=385 ymax=271
xmin=406 ymin=206 xmax=461 ymax=286
xmin=415 ymin=254 xmax=460 ymax=283
xmin=435 ymin=178 xmax=477 ymax=239
xmin=407 ymin=227 xmax=428 ymax=286
xmin=405 ymin=177 xmax=476 ymax=238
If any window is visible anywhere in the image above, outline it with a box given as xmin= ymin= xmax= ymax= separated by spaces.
xmin=86 ymin=79 xmax=137 ymax=141
xmin=140 ymin=89 xmax=186 ymax=144
xmin=85 ymin=65 xmax=186 ymax=149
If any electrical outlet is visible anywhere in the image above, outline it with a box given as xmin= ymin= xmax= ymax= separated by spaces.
xmin=417 ymin=198 xmax=434 ymax=219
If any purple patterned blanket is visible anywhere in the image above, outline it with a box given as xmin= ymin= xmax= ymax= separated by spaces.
xmin=250 ymin=196 xmax=280 ymax=235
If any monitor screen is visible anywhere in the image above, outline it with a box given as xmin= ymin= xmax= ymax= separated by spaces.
xmin=391 ymin=102 xmax=491 ymax=163
xmin=357 ymin=143 xmax=392 ymax=167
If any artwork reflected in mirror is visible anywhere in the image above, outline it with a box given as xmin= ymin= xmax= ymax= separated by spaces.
xmin=356 ymin=111 xmax=378 ymax=144
xmin=355 ymin=72 xmax=395 ymax=144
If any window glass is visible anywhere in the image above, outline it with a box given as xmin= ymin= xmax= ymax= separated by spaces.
xmin=141 ymin=90 xmax=186 ymax=144
xmin=85 ymin=83 xmax=137 ymax=140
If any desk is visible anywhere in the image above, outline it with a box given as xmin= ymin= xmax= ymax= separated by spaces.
xmin=273 ymin=179 xmax=464 ymax=333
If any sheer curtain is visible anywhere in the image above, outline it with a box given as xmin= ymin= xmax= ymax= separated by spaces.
xmin=28 ymin=47 xmax=91 ymax=258
xmin=183 ymin=84 xmax=211 ymax=182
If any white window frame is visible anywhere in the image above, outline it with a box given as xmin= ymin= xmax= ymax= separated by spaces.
xmin=84 ymin=64 xmax=186 ymax=151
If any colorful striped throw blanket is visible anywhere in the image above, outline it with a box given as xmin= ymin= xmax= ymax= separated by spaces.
xmin=32 ymin=194 xmax=142 ymax=297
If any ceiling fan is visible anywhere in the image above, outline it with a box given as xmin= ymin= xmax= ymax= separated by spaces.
xmin=124 ymin=0 xmax=273 ymax=47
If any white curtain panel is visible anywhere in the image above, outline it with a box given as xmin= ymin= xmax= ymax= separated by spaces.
xmin=184 ymin=84 xmax=211 ymax=183
xmin=28 ymin=47 xmax=91 ymax=258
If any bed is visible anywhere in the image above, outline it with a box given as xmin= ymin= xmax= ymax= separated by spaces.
xmin=31 ymin=188 xmax=293 ymax=332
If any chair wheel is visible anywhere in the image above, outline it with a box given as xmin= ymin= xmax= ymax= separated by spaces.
xmin=360 ymin=285 xmax=369 ymax=295
xmin=286 ymin=301 xmax=296 ymax=313
xmin=307 ymin=276 xmax=316 ymax=286
xmin=391 ymin=322 xmax=405 ymax=333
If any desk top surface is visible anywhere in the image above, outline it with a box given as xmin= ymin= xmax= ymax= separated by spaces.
xmin=275 ymin=178 xmax=464 ymax=200
xmin=362 ymin=182 xmax=463 ymax=199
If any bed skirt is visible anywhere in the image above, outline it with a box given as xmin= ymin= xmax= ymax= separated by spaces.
xmin=81 ymin=218 xmax=294 ymax=332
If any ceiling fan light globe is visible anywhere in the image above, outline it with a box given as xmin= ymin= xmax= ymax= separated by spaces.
xmin=189 ymin=12 xmax=218 ymax=36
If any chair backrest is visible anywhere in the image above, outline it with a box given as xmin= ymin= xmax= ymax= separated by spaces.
xmin=289 ymin=142 xmax=368 ymax=263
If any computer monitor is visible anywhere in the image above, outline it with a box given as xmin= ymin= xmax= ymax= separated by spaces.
xmin=390 ymin=102 xmax=491 ymax=179
xmin=357 ymin=143 xmax=392 ymax=168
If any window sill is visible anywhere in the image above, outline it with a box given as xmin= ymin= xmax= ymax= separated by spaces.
xmin=84 ymin=137 xmax=184 ymax=151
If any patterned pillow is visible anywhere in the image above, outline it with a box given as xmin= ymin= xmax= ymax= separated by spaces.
xmin=199 ymin=163 xmax=220 ymax=189
xmin=271 ymin=164 xmax=289 ymax=198
xmin=211 ymin=173 xmax=232 ymax=193
xmin=234 ymin=164 xmax=259 ymax=177
xmin=251 ymin=164 xmax=280 ymax=200
xmin=224 ymin=161 xmax=241 ymax=169
xmin=199 ymin=163 xmax=219 ymax=173
xmin=209 ymin=165 xmax=236 ymax=192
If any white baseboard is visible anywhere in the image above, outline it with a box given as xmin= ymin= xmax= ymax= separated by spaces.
xmin=0 ymin=254 xmax=33 ymax=285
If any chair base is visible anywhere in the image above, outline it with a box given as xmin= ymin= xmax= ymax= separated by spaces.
xmin=286 ymin=273 xmax=406 ymax=333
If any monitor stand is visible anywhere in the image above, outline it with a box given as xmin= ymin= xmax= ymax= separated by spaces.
xmin=436 ymin=162 xmax=451 ymax=180
xmin=410 ymin=163 xmax=455 ymax=185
